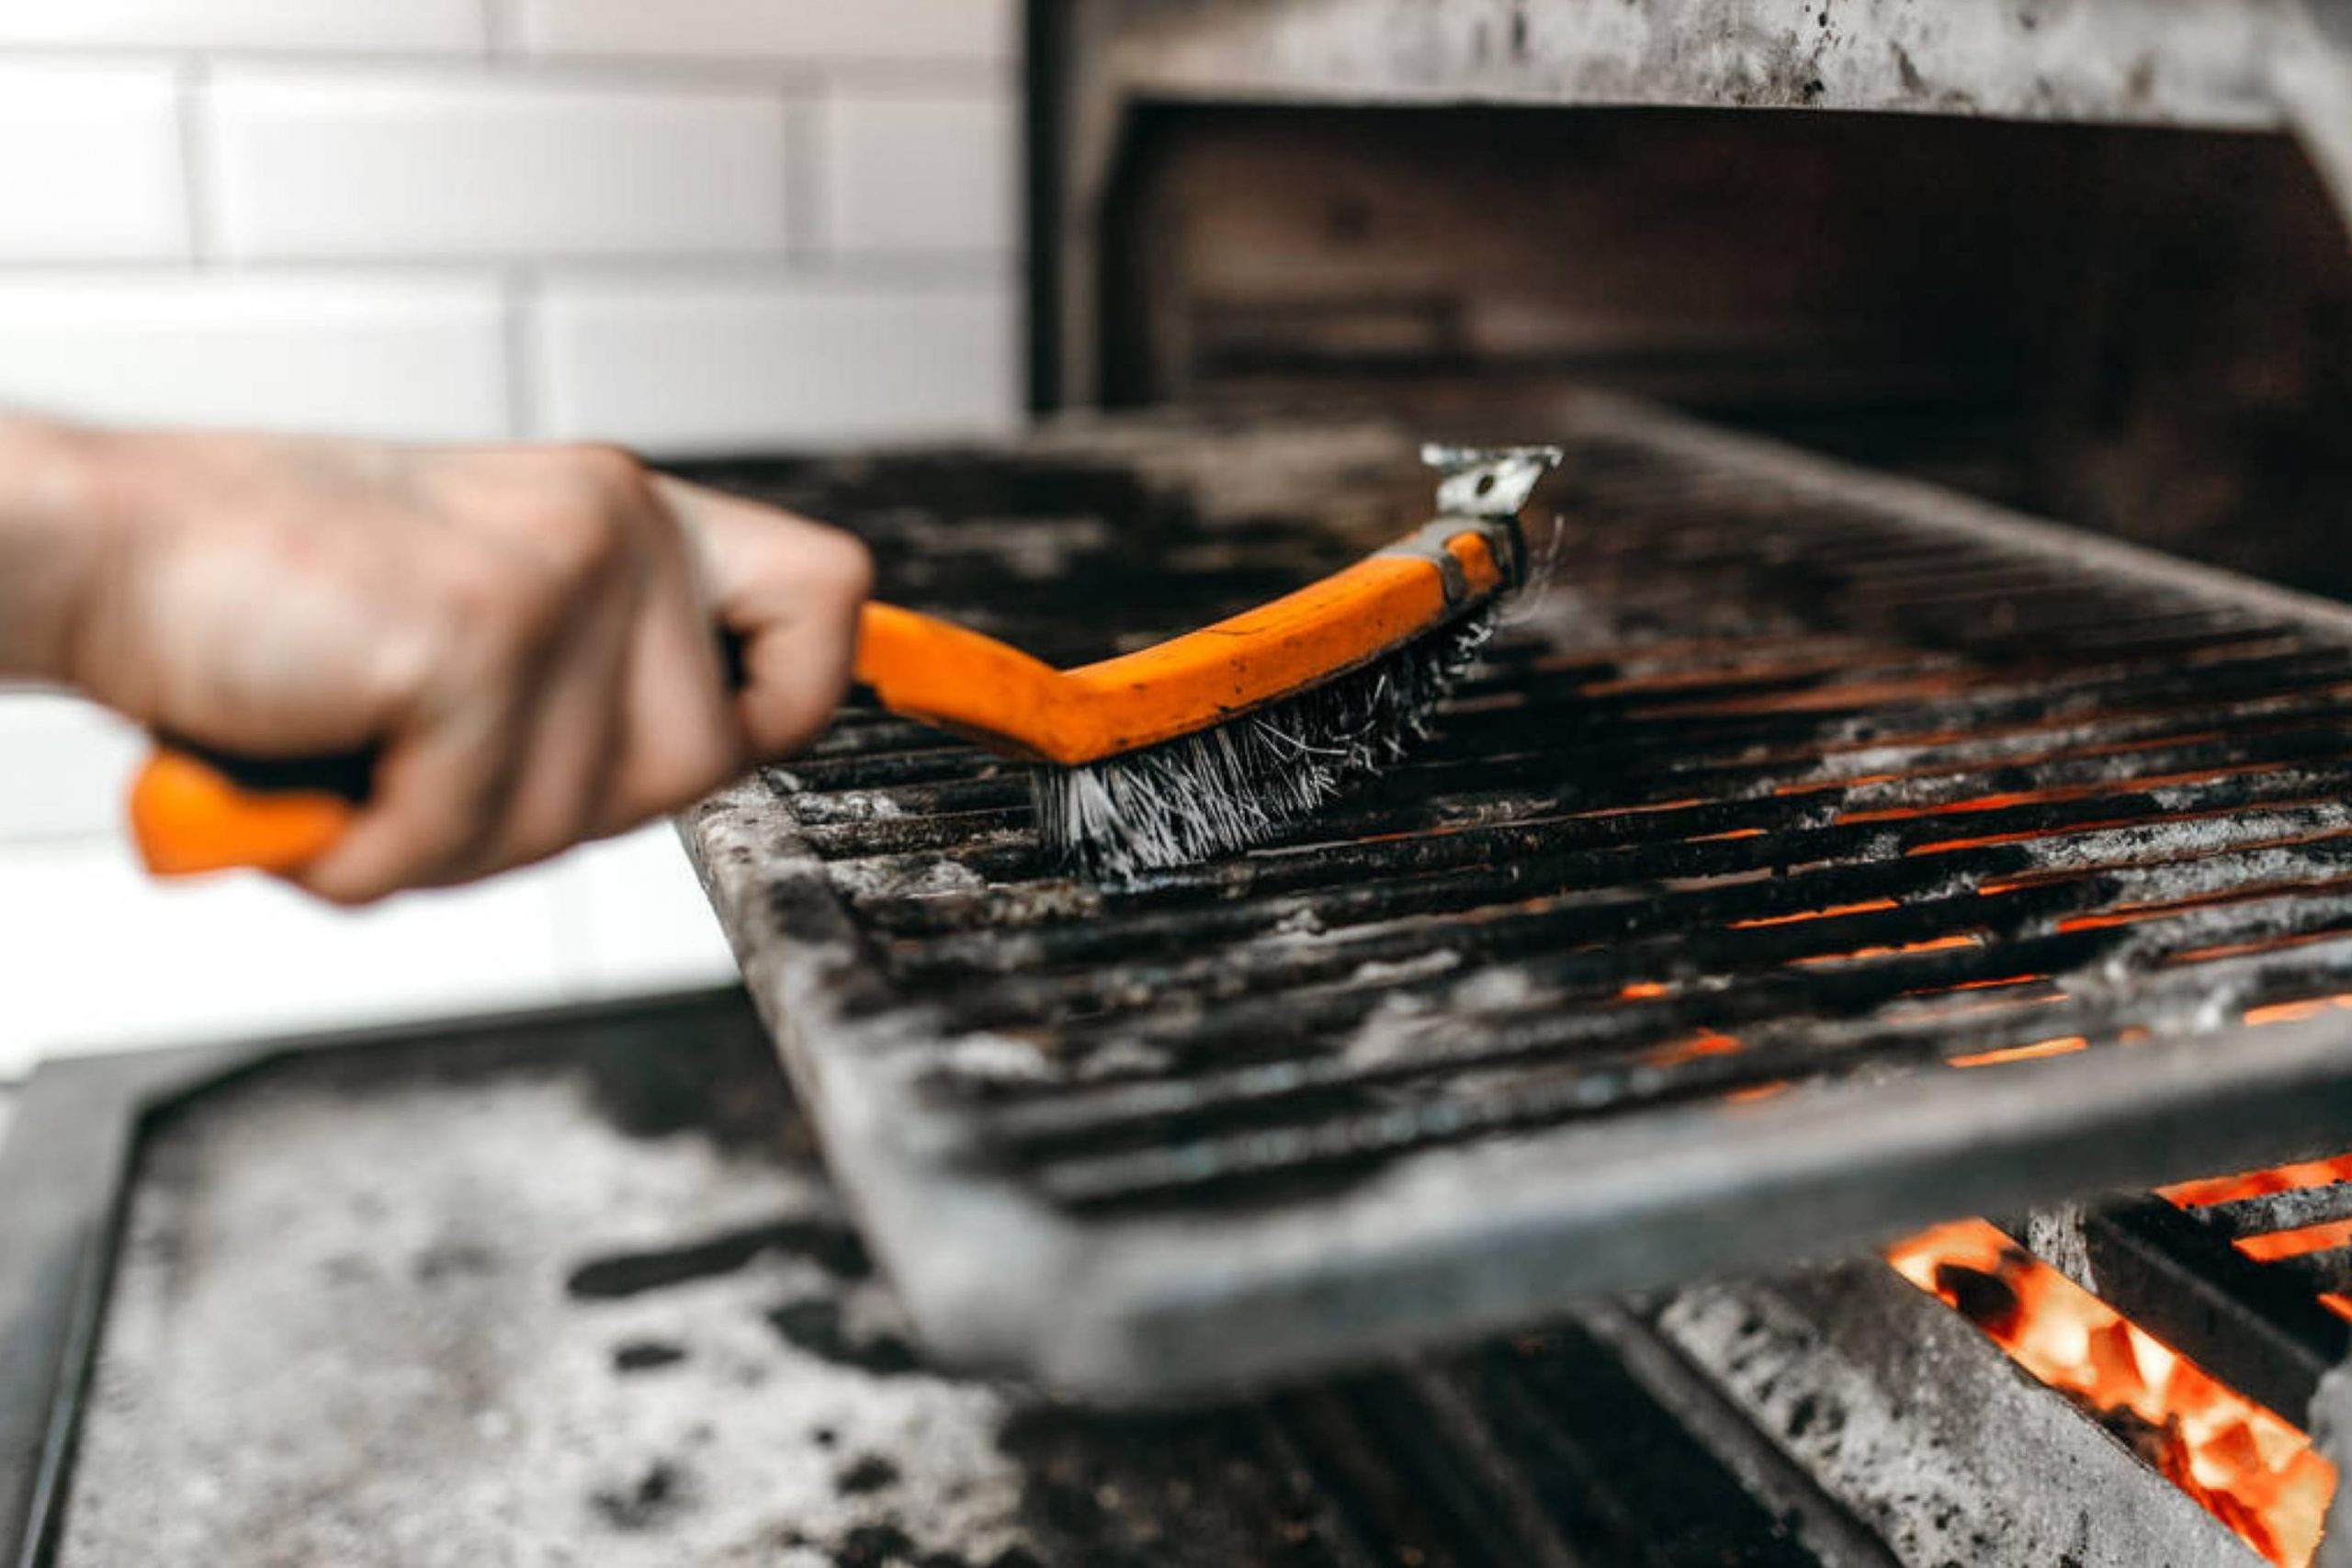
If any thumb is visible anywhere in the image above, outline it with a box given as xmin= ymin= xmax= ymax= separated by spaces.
xmin=655 ymin=477 xmax=874 ymax=758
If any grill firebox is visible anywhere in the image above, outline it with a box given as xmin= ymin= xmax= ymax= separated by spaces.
xmin=685 ymin=396 xmax=2352 ymax=1401
xmin=5 ymin=993 xmax=2304 ymax=1567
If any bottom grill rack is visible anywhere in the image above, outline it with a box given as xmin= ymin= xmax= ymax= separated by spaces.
xmin=684 ymin=394 xmax=2352 ymax=1400
xmin=2025 ymin=1155 xmax=2352 ymax=1433
xmin=39 ymin=993 xmax=2275 ymax=1568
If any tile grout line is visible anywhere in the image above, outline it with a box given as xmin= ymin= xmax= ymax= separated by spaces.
xmin=0 ymin=252 xmax=1015 ymax=283
xmin=786 ymin=79 xmax=827 ymax=266
xmin=175 ymin=54 xmax=218 ymax=266
xmin=481 ymin=0 xmax=518 ymax=62
xmin=541 ymin=850 xmax=601 ymax=1003
xmin=503 ymin=265 xmax=541 ymax=442
xmin=0 ymin=44 xmax=1011 ymax=87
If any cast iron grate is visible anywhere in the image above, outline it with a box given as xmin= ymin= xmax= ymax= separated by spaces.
xmin=2028 ymin=1157 xmax=2352 ymax=1434
xmin=684 ymin=397 xmax=2352 ymax=1401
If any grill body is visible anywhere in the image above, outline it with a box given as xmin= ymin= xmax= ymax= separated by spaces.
xmin=684 ymin=395 xmax=2352 ymax=1400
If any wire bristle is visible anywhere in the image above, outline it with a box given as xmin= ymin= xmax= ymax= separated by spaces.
xmin=1033 ymin=615 xmax=1497 ymax=880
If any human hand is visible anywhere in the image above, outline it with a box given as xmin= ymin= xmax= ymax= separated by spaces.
xmin=19 ymin=425 xmax=868 ymax=904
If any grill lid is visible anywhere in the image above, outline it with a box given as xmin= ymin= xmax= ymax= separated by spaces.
xmin=684 ymin=394 xmax=2352 ymax=1401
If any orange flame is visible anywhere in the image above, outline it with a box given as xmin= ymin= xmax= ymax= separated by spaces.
xmin=1888 ymin=1221 xmax=2335 ymax=1567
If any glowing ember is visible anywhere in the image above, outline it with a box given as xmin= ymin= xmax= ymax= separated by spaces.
xmin=1947 ymin=1034 xmax=2089 ymax=1069
xmin=2246 ymin=1000 xmax=2343 ymax=1028
xmin=1730 ymin=898 xmax=1899 ymax=929
xmin=2241 ymin=995 xmax=2352 ymax=1031
xmin=2237 ymin=1221 xmax=2352 ymax=1265
xmin=2163 ymin=1140 xmax=2352 ymax=1325
xmin=2164 ymin=1151 xmax=2352 ymax=1209
xmin=1888 ymin=1221 xmax=2335 ymax=1567
xmin=1921 ymin=974 xmax=2052 ymax=994
xmin=1791 ymin=932 xmax=1982 ymax=966
xmin=1641 ymin=1029 xmax=1742 ymax=1068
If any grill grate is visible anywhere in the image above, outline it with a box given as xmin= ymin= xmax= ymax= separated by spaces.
xmin=684 ymin=397 xmax=2352 ymax=1400
xmin=2026 ymin=1156 xmax=2352 ymax=1430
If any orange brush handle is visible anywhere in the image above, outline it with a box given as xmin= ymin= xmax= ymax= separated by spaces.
xmin=130 ymin=626 xmax=752 ymax=880
xmin=854 ymin=528 xmax=1504 ymax=766
xmin=129 ymin=522 xmax=1505 ymax=877
xmin=130 ymin=744 xmax=367 ymax=878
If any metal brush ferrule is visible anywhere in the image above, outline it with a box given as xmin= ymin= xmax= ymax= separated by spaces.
xmin=1417 ymin=444 xmax=1565 ymax=594
xmin=1374 ymin=516 xmax=1510 ymax=605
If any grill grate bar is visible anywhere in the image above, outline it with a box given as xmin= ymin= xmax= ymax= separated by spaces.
xmin=779 ymin=634 xmax=2349 ymax=801
xmin=1023 ymin=975 xmax=2349 ymax=1215
xmin=884 ymin=811 xmax=2352 ymax=1035
xmin=975 ymin=922 xmax=2352 ymax=1180
xmin=2259 ymin=1247 xmax=2352 ymax=1297
xmin=873 ymin=797 xmax=2352 ymax=987
xmin=889 ymin=770 xmax=2352 ymax=951
xmin=2194 ymin=1182 xmax=2352 ymax=1239
xmin=786 ymin=662 xmax=2352 ymax=886
xmin=851 ymin=766 xmax=2352 ymax=938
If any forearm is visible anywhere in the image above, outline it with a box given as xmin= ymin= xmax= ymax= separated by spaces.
xmin=0 ymin=415 xmax=107 ymax=683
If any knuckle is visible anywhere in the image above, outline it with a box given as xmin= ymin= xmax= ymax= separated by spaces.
xmin=498 ymin=446 xmax=651 ymax=594
xmin=535 ymin=498 xmax=628 ymax=594
xmin=358 ymin=615 xmax=438 ymax=710
xmin=563 ymin=441 xmax=649 ymax=495
xmin=808 ymin=525 xmax=875 ymax=604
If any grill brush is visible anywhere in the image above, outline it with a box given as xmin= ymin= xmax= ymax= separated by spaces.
xmin=128 ymin=445 xmax=1559 ymax=881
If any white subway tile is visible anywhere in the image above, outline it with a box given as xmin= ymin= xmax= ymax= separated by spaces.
xmin=533 ymin=274 xmax=1020 ymax=454
xmin=0 ymin=838 xmax=571 ymax=1074
xmin=0 ymin=0 xmax=484 ymax=54
xmin=553 ymin=825 xmax=737 ymax=998
xmin=520 ymin=0 xmax=1015 ymax=64
xmin=0 ymin=64 xmax=187 ymax=261
xmin=824 ymin=89 xmax=1016 ymax=254
xmin=0 ymin=694 xmax=141 ymax=843
xmin=205 ymin=71 xmax=792 ymax=260
xmin=0 ymin=274 xmax=510 ymax=441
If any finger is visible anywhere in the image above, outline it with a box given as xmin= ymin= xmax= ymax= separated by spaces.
xmin=394 ymin=444 xmax=649 ymax=874
xmin=468 ymin=559 xmax=634 ymax=875
xmin=291 ymin=677 xmax=534 ymax=906
xmin=661 ymin=477 xmax=871 ymax=760
xmin=292 ymin=547 xmax=563 ymax=904
xmin=595 ymin=489 xmax=748 ymax=831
